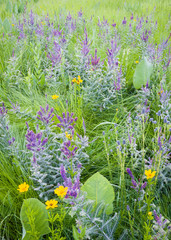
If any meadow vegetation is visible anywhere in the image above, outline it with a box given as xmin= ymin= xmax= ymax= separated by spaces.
xmin=0 ymin=0 xmax=170 ymax=239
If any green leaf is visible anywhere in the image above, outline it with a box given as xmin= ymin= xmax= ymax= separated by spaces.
xmin=81 ymin=172 xmax=115 ymax=214
xmin=133 ymin=57 xmax=153 ymax=89
xmin=20 ymin=198 xmax=50 ymax=240
xmin=72 ymin=225 xmax=80 ymax=240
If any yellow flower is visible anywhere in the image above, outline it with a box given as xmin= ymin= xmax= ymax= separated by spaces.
xmin=17 ymin=182 xmax=29 ymax=193
xmin=52 ymin=95 xmax=59 ymax=100
xmin=116 ymin=108 xmax=118 ymax=111
xmin=54 ymin=186 xmax=68 ymax=198
xmin=134 ymin=19 xmax=136 ymax=22
xmin=145 ymin=169 xmax=156 ymax=180
xmin=77 ymin=75 xmax=83 ymax=84
xmin=45 ymin=199 xmax=58 ymax=209
xmin=41 ymin=22 xmax=45 ymax=25
xmin=148 ymin=212 xmax=152 ymax=216
xmin=72 ymin=76 xmax=83 ymax=85
xmin=66 ymin=133 xmax=72 ymax=140
xmin=135 ymin=61 xmax=139 ymax=64
xmin=72 ymin=78 xmax=77 ymax=83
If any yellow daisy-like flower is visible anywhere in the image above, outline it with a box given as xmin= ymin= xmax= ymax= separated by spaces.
xmin=45 ymin=199 xmax=58 ymax=209
xmin=148 ymin=212 xmax=152 ymax=216
xmin=72 ymin=78 xmax=77 ymax=83
xmin=12 ymin=24 xmax=15 ymax=27
xmin=52 ymin=95 xmax=59 ymax=100
xmin=65 ymin=131 xmax=72 ymax=140
xmin=135 ymin=61 xmax=139 ymax=64
xmin=17 ymin=182 xmax=29 ymax=193
xmin=54 ymin=186 xmax=68 ymax=198
xmin=116 ymin=108 xmax=118 ymax=111
xmin=145 ymin=169 xmax=156 ymax=180
xmin=72 ymin=76 xmax=83 ymax=85
xmin=77 ymin=75 xmax=83 ymax=82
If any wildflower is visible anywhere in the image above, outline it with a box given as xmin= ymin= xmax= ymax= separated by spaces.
xmin=45 ymin=199 xmax=58 ymax=209
xmin=77 ymin=75 xmax=83 ymax=84
xmin=72 ymin=76 xmax=83 ymax=85
xmin=122 ymin=17 xmax=127 ymax=25
xmin=41 ymin=22 xmax=45 ymax=25
xmin=145 ymin=169 xmax=156 ymax=180
xmin=52 ymin=95 xmax=59 ymax=100
xmin=54 ymin=186 xmax=68 ymax=197
xmin=12 ymin=24 xmax=15 ymax=27
xmin=135 ymin=61 xmax=139 ymax=64
xmin=72 ymin=77 xmax=77 ymax=83
xmin=65 ymin=131 xmax=72 ymax=140
xmin=116 ymin=108 xmax=118 ymax=111
xmin=158 ymin=90 xmax=163 ymax=95
xmin=17 ymin=182 xmax=29 ymax=193
xmin=148 ymin=212 xmax=152 ymax=216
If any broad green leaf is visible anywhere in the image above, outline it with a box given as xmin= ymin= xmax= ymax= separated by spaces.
xmin=3 ymin=18 xmax=11 ymax=33
xmin=20 ymin=198 xmax=50 ymax=240
xmin=81 ymin=172 xmax=115 ymax=214
xmin=133 ymin=57 xmax=153 ymax=89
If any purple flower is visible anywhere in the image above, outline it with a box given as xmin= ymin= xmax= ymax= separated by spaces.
xmin=112 ymin=20 xmax=116 ymax=27
xmin=56 ymin=112 xmax=78 ymax=131
xmin=81 ymin=27 xmax=91 ymax=57
xmin=127 ymin=205 xmax=130 ymax=211
xmin=61 ymin=141 xmax=78 ymax=159
xmin=8 ymin=137 xmax=15 ymax=145
xmin=114 ymin=67 xmax=122 ymax=90
xmin=78 ymin=8 xmax=83 ymax=17
xmin=60 ymin=164 xmax=80 ymax=198
xmin=122 ymin=17 xmax=127 ymax=25
xmin=37 ymin=104 xmax=54 ymax=126
xmin=47 ymin=41 xmax=62 ymax=66
xmin=91 ymin=49 xmax=100 ymax=68
xmin=106 ymin=39 xmax=120 ymax=68
xmin=141 ymin=30 xmax=150 ymax=42
xmin=130 ymin=13 xmax=134 ymax=20
xmin=29 ymin=10 xmax=34 ymax=26
xmin=25 ymin=124 xmax=48 ymax=152
xmin=127 ymin=168 xmax=134 ymax=179
xmin=131 ymin=179 xmax=138 ymax=188
xmin=141 ymin=182 xmax=147 ymax=189
xmin=0 ymin=102 xmax=8 ymax=117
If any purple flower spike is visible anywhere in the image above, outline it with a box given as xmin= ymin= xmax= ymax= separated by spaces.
xmin=127 ymin=205 xmax=130 ymax=211
xmin=0 ymin=103 xmax=8 ymax=117
xmin=127 ymin=168 xmax=134 ymax=179
xmin=91 ymin=49 xmax=100 ymax=68
xmin=141 ymin=182 xmax=147 ymax=189
xmin=122 ymin=17 xmax=127 ymax=25
xmin=130 ymin=13 xmax=134 ymax=20
xmin=25 ymin=124 xmax=48 ymax=153
xmin=56 ymin=112 xmax=78 ymax=131
xmin=47 ymin=41 xmax=62 ymax=66
xmin=37 ymin=104 xmax=54 ymax=126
